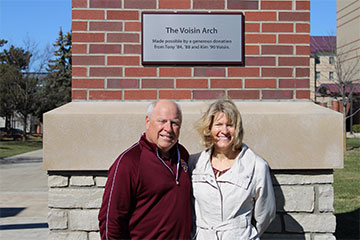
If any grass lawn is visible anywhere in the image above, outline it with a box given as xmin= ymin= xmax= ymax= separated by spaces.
xmin=0 ymin=135 xmax=43 ymax=159
xmin=334 ymin=138 xmax=360 ymax=239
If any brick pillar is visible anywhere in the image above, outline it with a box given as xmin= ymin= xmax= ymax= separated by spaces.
xmin=71 ymin=0 xmax=310 ymax=101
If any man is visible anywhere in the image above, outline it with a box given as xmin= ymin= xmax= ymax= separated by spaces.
xmin=98 ymin=100 xmax=191 ymax=240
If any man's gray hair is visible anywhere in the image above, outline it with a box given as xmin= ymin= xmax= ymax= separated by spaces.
xmin=146 ymin=100 xmax=182 ymax=121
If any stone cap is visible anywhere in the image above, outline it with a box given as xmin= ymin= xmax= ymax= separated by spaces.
xmin=43 ymin=101 xmax=344 ymax=171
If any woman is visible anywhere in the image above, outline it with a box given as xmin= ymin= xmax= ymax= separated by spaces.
xmin=189 ymin=99 xmax=276 ymax=240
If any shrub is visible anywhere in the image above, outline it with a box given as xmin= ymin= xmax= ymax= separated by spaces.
xmin=353 ymin=124 xmax=360 ymax=133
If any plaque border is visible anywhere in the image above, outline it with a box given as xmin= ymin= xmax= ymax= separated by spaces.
xmin=141 ymin=12 xmax=245 ymax=66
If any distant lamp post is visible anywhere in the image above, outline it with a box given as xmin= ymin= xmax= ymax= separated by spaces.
xmin=314 ymin=55 xmax=320 ymax=103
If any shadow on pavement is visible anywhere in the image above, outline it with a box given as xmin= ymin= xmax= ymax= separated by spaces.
xmin=335 ymin=208 xmax=360 ymax=240
xmin=0 ymin=158 xmax=42 ymax=164
xmin=0 ymin=207 xmax=25 ymax=218
xmin=0 ymin=223 xmax=48 ymax=230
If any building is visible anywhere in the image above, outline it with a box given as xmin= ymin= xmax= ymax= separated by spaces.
xmin=336 ymin=0 xmax=360 ymax=131
xmin=310 ymin=36 xmax=336 ymax=105
xmin=337 ymin=0 xmax=360 ymax=67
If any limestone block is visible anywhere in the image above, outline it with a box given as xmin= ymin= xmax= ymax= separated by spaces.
xmin=49 ymin=188 xmax=104 ymax=209
xmin=48 ymin=175 xmax=68 ymax=187
xmin=70 ymin=176 xmax=95 ymax=186
xmin=275 ymin=186 xmax=314 ymax=212
xmin=262 ymin=233 xmax=311 ymax=240
xmin=95 ymin=176 xmax=107 ymax=187
xmin=317 ymin=185 xmax=334 ymax=212
xmin=48 ymin=209 xmax=67 ymax=230
xmin=43 ymin=102 xmax=343 ymax=170
xmin=89 ymin=231 xmax=101 ymax=240
xmin=272 ymin=174 xmax=333 ymax=185
xmin=284 ymin=213 xmax=336 ymax=233
xmin=48 ymin=231 xmax=87 ymax=240
xmin=265 ymin=214 xmax=282 ymax=233
xmin=68 ymin=209 xmax=99 ymax=231
xmin=313 ymin=234 xmax=336 ymax=240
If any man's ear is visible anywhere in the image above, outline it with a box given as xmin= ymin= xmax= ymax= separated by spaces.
xmin=145 ymin=115 xmax=150 ymax=130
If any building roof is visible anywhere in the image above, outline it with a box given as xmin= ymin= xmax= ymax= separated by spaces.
xmin=317 ymin=83 xmax=360 ymax=96
xmin=310 ymin=36 xmax=336 ymax=54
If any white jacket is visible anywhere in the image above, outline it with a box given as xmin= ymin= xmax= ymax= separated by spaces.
xmin=189 ymin=144 xmax=276 ymax=240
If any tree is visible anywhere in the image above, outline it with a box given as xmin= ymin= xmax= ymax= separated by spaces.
xmin=36 ymin=28 xmax=72 ymax=122
xmin=22 ymin=35 xmax=54 ymax=73
xmin=0 ymin=40 xmax=39 ymax=138
xmin=334 ymin=51 xmax=360 ymax=135
xmin=0 ymin=40 xmax=13 ymax=131
xmin=1 ymin=29 xmax=72 ymax=138
xmin=0 ymin=63 xmax=18 ymax=131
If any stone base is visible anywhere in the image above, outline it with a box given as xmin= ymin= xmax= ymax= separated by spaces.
xmin=47 ymin=170 xmax=336 ymax=239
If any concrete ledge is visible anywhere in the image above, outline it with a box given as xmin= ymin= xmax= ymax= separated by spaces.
xmin=43 ymin=102 xmax=343 ymax=170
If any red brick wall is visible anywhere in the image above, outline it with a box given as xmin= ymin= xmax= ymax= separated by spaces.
xmin=72 ymin=0 xmax=310 ymax=101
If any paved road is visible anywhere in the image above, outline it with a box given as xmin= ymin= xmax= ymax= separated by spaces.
xmin=0 ymin=149 xmax=48 ymax=239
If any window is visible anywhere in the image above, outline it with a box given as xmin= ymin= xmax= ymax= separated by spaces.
xmin=316 ymin=72 xmax=320 ymax=80
xmin=329 ymin=56 xmax=334 ymax=64
xmin=315 ymin=56 xmax=320 ymax=64
xmin=329 ymin=72 xmax=334 ymax=80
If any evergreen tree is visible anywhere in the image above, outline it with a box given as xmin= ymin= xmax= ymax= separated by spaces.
xmin=37 ymin=28 xmax=72 ymax=122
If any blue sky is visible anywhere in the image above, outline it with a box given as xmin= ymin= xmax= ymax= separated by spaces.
xmin=310 ymin=0 xmax=337 ymax=36
xmin=0 ymin=0 xmax=336 ymax=53
xmin=0 ymin=0 xmax=72 ymax=52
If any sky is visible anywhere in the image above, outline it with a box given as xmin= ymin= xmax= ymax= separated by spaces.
xmin=310 ymin=0 xmax=337 ymax=36
xmin=0 ymin=0 xmax=336 ymax=69
xmin=0 ymin=0 xmax=71 ymax=51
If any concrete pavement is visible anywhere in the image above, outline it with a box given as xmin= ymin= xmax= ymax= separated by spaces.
xmin=0 ymin=149 xmax=48 ymax=239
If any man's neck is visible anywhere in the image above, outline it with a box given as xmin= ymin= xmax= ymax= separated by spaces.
xmin=159 ymin=149 xmax=170 ymax=158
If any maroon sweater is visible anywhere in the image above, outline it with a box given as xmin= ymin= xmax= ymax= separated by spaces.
xmin=98 ymin=134 xmax=191 ymax=240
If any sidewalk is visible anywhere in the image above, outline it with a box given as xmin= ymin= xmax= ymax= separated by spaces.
xmin=0 ymin=149 xmax=48 ymax=239
xmin=346 ymin=132 xmax=360 ymax=138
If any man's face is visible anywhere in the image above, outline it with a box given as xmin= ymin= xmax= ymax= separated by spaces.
xmin=145 ymin=101 xmax=181 ymax=154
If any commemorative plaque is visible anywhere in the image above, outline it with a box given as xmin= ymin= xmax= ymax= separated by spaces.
xmin=142 ymin=13 xmax=244 ymax=65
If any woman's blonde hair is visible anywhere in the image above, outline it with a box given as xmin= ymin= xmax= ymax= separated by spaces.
xmin=197 ymin=99 xmax=244 ymax=151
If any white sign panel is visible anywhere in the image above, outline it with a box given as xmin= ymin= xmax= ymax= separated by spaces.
xmin=142 ymin=13 xmax=244 ymax=65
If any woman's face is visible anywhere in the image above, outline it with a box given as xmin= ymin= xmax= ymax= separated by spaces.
xmin=210 ymin=112 xmax=236 ymax=153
